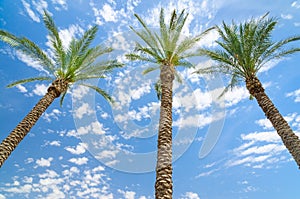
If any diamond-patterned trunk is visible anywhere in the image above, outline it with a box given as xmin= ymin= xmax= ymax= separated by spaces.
xmin=246 ymin=75 xmax=300 ymax=168
xmin=0 ymin=78 xmax=68 ymax=168
xmin=155 ymin=64 xmax=174 ymax=199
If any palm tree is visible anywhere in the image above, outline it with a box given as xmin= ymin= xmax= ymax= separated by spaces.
xmin=126 ymin=8 xmax=212 ymax=198
xmin=196 ymin=13 xmax=300 ymax=168
xmin=0 ymin=11 xmax=122 ymax=168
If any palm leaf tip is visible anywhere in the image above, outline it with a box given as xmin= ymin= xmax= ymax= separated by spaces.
xmin=6 ymin=77 xmax=52 ymax=88
xmin=81 ymin=83 xmax=114 ymax=103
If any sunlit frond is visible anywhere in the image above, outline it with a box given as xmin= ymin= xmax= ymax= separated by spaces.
xmin=142 ymin=66 xmax=160 ymax=75
xmin=128 ymin=8 xmax=212 ymax=66
xmin=80 ymin=83 xmax=114 ymax=103
xmin=0 ymin=30 xmax=55 ymax=73
xmin=199 ymin=12 xmax=300 ymax=91
xmin=42 ymin=10 xmax=66 ymax=70
xmin=7 ymin=77 xmax=52 ymax=88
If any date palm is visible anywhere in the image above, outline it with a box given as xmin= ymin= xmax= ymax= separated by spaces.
xmin=0 ymin=11 xmax=122 ymax=168
xmin=196 ymin=13 xmax=300 ymax=168
xmin=126 ymin=8 xmax=212 ymax=198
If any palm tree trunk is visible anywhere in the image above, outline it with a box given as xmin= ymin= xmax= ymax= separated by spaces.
xmin=155 ymin=64 xmax=174 ymax=199
xmin=0 ymin=78 xmax=67 ymax=168
xmin=246 ymin=76 xmax=300 ymax=168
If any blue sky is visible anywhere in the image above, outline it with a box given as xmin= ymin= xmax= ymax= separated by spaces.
xmin=0 ymin=0 xmax=300 ymax=198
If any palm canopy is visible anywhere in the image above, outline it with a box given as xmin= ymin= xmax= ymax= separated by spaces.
xmin=126 ymin=8 xmax=213 ymax=72
xmin=0 ymin=10 xmax=123 ymax=103
xmin=196 ymin=13 xmax=300 ymax=90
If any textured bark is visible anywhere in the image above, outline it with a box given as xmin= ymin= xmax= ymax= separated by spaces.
xmin=155 ymin=64 xmax=174 ymax=199
xmin=246 ymin=75 xmax=300 ymax=168
xmin=0 ymin=78 xmax=68 ymax=168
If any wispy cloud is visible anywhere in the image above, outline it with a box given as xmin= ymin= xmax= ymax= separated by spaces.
xmin=21 ymin=0 xmax=40 ymax=22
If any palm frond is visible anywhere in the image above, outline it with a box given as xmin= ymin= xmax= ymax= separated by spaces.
xmin=126 ymin=53 xmax=158 ymax=63
xmin=80 ymin=83 xmax=113 ymax=103
xmin=174 ymin=71 xmax=183 ymax=84
xmin=142 ymin=66 xmax=160 ymax=75
xmin=0 ymin=30 xmax=55 ymax=73
xmin=7 ymin=76 xmax=52 ymax=88
xmin=42 ymin=10 xmax=66 ymax=70
xmin=154 ymin=80 xmax=162 ymax=100
xmin=59 ymin=91 xmax=68 ymax=107
xmin=176 ymin=60 xmax=194 ymax=68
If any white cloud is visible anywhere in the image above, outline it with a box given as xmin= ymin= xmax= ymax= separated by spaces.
xmin=76 ymin=121 xmax=107 ymax=136
xmin=43 ymin=109 xmax=62 ymax=123
xmin=226 ymin=128 xmax=300 ymax=168
xmin=1 ymin=164 xmax=113 ymax=198
xmin=72 ymin=85 xmax=90 ymax=100
xmin=241 ymin=131 xmax=281 ymax=143
xmin=68 ymin=157 xmax=89 ymax=165
xmin=130 ymin=83 xmax=151 ymax=100
xmin=292 ymin=1 xmax=300 ymax=8
xmin=255 ymin=118 xmax=273 ymax=130
xmin=74 ymin=103 xmax=95 ymax=119
xmin=90 ymin=2 xmax=127 ymax=25
xmin=44 ymin=140 xmax=61 ymax=147
xmin=16 ymin=84 xmax=28 ymax=93
xmin=195 ymin=168 xmax=219 ymax=178
xmin=21 ymin=0 xmax=40 ymax=22
xmin=181 ymin=192 xmax=201 ymax=199
xmin=32 ymin=0 xmax=49 ymax=16
xmin=4 ymin=184 xmax=32 ymax=194
xmin=281 ymin=14 xmax=293 ymax=20
xmin=51 ymin=0 xmax=68 ymax=10
xmin=32 ymin=83 xmax=48 ymax=96
xmin=100 ymin=4 xmax=118 ymax=22
xmin=0 ymin=194 xmax=5 ymax=199
xmin=65 ymin=143 xmax=87 ymax=155
xmin=224 ymin=86 xmax=248 ymax=107
xmin=36 ymin=157 xmax=53 ymax=167
xmin=118 ymin=190 xmax=136 ymax=199
xmin=259 ymin=59 xmax=282 ymax=73
xmin=286 ymin=88 xmax=300 ymax=102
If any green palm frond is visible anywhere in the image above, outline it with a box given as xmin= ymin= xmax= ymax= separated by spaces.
xmin=80 ymin=83 xmax=114 ymax=103
xmin=42 ymin=10 xmax=66 ymax=70
xmin=127 ymin=7 xmax=213 ymax=74
xmin=126 ymin=53 xmax=158 ymax=63
xmin=7 ymin=77 xmax=52 ymax=88
xmin=200 ymin=12 xmax=300 ymax=86
xmin=142 ymin=66 xmax=160 ymax=75
xmin=0 ymin=30 xmax=55 ymax=73
xmin=154 ymin=80 xmax=162 ymax=100
xmin=174 ymin=71 xmax=183 ymax=84
xmin=59 ymin=90 xmax=68 ymax=106
xmin=176 ymin=60 xmax=194 ymax=68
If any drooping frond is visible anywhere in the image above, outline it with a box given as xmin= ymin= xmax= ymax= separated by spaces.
xmin=0 ymin=30 xmax=55 ymax=73
xmin=7 ymin=77 xmax=52 ymax=88
xmin=154 ymin=80 xmax=162 ymax=100
xmin=80 ymin=83 xmax=114 ymax=103
xmin=142 ymin=66 xmax=160 ymax=75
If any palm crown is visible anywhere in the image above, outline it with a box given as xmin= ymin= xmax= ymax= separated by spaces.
xmin=0 ymin=10 xmax=122 ymax=103
xmin=126 ymin=8 xmax=213 ymax=75
xmin=198 ymin=13 xmax=300 ymax=91
xmin=0 ymin=10 xmax=123 ymax=168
